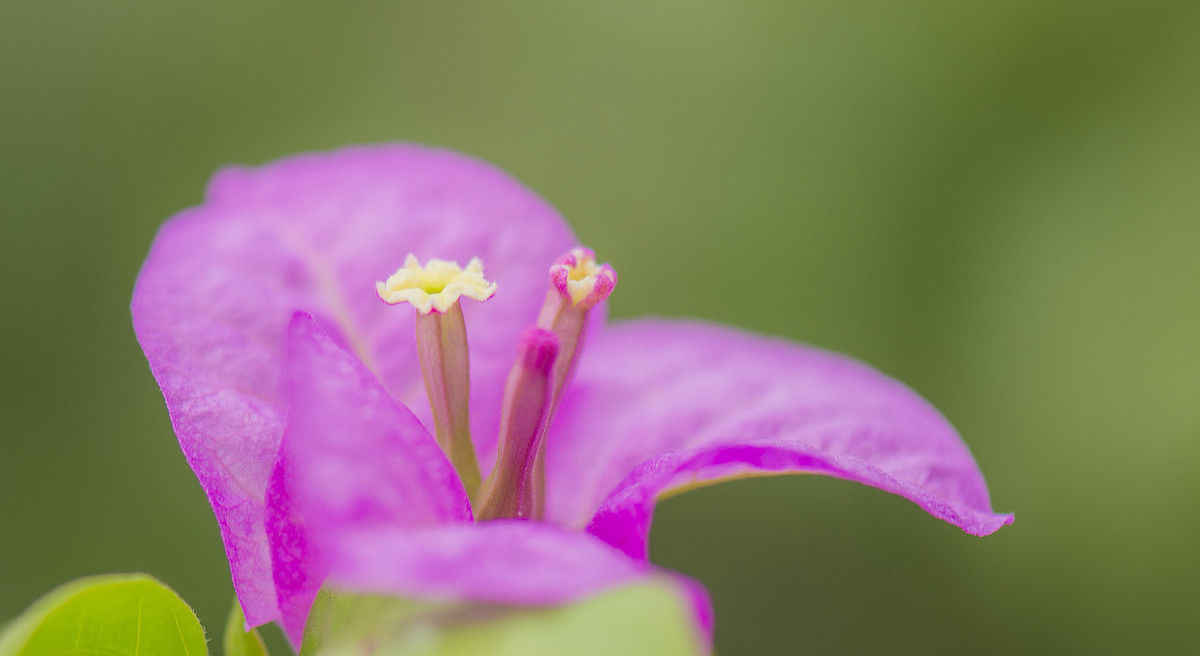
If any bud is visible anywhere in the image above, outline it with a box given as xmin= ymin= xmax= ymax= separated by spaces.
xmin=476 ymin=328 xmax=560 ymax=520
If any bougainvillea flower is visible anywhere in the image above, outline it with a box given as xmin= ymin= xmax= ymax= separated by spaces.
xmin=132 ymin=144 xmax=1012 ymax=648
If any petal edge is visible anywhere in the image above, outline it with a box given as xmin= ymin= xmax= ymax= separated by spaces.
xmin=544 ymin=318 xmax=1011 ymax=558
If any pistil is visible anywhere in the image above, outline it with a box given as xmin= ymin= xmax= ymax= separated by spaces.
xmin=377 ymin=255 xmax=497 ymax=496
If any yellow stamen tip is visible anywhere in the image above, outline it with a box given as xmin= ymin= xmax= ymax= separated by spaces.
xmin=377 ymin=255 xmax=497 ymax=314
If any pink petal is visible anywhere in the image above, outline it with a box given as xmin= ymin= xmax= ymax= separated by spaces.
xmin=131 ymin=144 xmax=576 ymax=624
xmin=324 ymin=520 xmax=712 ymax=644
xmin=329 ymin=521 xmax=644 ymax=602
xmin=543 ymin=319 xmax=1013 ymax=559
xmin=267 ymin=314 xmax=472 ymax=643
xmin=263 ymin=449 xmax=320 ymax=644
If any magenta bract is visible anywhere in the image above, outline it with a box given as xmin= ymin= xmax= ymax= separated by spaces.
xmin=131 ymin=144 xmax=1011 ymax=647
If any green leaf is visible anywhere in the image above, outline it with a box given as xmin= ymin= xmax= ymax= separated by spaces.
xmin=0 ymin=573 xmax=208 ymax=656
xmin=300 ymin=590 xmax=441 ymax=656
xmin=223 ymin=598 xmax=269 ymax=656
xmin=302 ymin=581 xmax=705 ymax=656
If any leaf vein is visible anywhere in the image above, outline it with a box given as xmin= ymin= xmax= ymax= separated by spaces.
xmin=134 ymin=594 xmax=144 ymax=656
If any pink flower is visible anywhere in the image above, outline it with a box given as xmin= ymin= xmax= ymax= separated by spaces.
xmin=132 ymin=144 xmax=1011 ymax=648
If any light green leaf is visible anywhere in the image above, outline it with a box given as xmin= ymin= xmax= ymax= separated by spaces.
xmin=0 ymin=573 xmax=208 ymax=656
xmin=300 ymin=590 xmax=445 ymax=656
xmin=223 ymin=598 xmax=269 ymax=656
xmin=302 ymin=581 xmax=705 ymax=656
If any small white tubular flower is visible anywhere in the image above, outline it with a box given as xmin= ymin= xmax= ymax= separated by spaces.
xmin=548 ymin=247 xmax=616 ymax=308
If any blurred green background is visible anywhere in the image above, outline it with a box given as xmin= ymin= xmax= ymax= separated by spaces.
xmin=3 ymin=1 xmax=1198 ymax=653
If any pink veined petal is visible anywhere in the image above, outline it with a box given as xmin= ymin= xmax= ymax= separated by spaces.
xmin=263 ymin=449 xmax=320 ymax=645
xmin=266 ymin=314 xmax=472 ymax=644
xmin=324 ymin=520 xmax=712 ymax=647
xmin=542 ymin=319 xmax=1013 ymax=559
xmin=131 ymin=144 xmax=578 ymax=624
